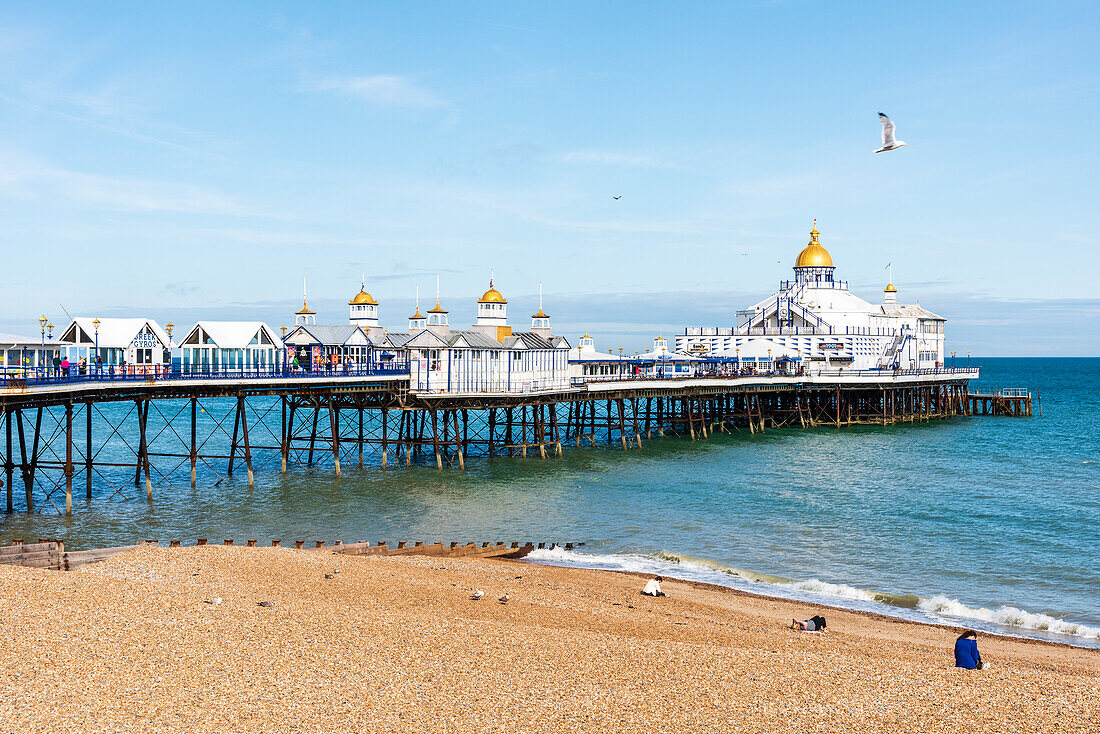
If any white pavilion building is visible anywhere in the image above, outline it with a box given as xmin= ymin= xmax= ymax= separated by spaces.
xmin=676 ymin=222 xmax=947 ymax=371
xmin=378 ymin=279 xmax=571 ymax=393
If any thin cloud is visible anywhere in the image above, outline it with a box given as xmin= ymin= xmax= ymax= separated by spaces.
xmin=561 ymin=150 xmax=672 ymax=168
xmin=0 ymin=152 xmax=265 ymax=217
xmin=309 ymin=75 xmax=448 ymax=109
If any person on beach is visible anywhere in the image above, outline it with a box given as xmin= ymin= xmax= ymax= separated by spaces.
xmin=954 ymin=630 xmax=983 ymax=669
xmin=791 ymin=615 xmax=827 ymax=632
xmin=642 ymin=576 xmax=667 ymax=597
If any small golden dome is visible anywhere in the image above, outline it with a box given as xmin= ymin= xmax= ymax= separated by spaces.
xmin=479 ymin=279 xmax=507 ymax=304
xmin=794 ymin=220 xmax=834 ymax=268
xmin=295 ymin=300 xmax=315 ymax=315
xmin=531 ymin=308 xmax=549 ymax=319
xmin=427 ymin=299 xmax=448 ymax=314
xmin=884 ymin=283 xmax=897 ymax=293
xmin=349 ymin=288 xmax=377 ymax=306
xmin=410 ymin=307 xmax=424 ymax=319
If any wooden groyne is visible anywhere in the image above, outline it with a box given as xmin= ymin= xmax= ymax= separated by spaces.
xmin=0 ymin=538 xmax=582 ymax=572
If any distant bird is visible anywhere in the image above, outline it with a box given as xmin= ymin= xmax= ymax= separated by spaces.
xmin=874 ymin=112 xmax=907 ymax=153
xmin=498 ymin=592 xmax=510 ymax=604
xmin=741 ymin=252 xmax=748 ymax=256
xmin=470 ymin=590 xmax=484 ymax=601
xmin=612 ymin=195 xmax=622 ymax=200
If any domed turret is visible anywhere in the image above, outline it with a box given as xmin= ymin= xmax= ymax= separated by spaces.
xmin=476 ymin=274 xmax=508 ymax=328
xmin=349 ymin=278 xmax=380 ymax=329
xmin=794 ymin=220 xmax=836 ymax=284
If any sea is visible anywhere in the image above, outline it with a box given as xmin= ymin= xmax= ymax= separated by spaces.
xmin=2 ymin=357 xmax=1097 ymax=647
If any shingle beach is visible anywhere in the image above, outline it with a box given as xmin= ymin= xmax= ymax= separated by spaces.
xmin=1 ymin=545 xmax=1095 ymax=733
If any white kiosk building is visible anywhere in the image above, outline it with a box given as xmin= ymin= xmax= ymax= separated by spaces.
xmin=178 ymin=322 xmax=283 ymax=372
xmin=58 ymin=318 xmax=173 ymax=373
xmin=676 ymin=223 xmax=947 ymax=371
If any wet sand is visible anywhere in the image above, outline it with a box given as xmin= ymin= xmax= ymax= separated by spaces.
xmin=0 ymin=545 xmax=1095 ymax=732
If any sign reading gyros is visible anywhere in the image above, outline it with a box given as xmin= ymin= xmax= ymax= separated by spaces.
xmin=133 ymin=333 xmax=159 ymax=349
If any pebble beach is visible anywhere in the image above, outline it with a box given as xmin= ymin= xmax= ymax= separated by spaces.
xmin=1 ymin=545 xmax=1096 ymax=733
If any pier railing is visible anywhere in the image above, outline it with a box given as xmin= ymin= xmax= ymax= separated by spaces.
xmin=575 ymin=367 xmax=979 ymax=384
xmin=0 ymin=362 xmax=410 ymax=388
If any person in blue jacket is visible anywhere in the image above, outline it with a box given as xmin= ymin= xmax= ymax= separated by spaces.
xmin=954 ymin=630 xmax=983 ymax=669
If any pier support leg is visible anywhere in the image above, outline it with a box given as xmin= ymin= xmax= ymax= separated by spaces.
xmin=329 ymin=396 xmax=341 ymax=478
xmin=86 ymin=401 xmax=93 ymax=499
xmin=431 ymin=410 xmax=442 ymax=470
xmin=239 ymin=396 xmax=254 ymax=488
xmin=5 ymin=409 xmax=13 ymax=513
xmin=381 ymin=408 xmax=389 ymax=469
xmin=65 ymin=402 xmax=73 ymax=515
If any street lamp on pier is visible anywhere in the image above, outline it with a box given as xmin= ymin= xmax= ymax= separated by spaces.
xmin=38 ymin=315 xmax=47 ymax=375
xmin=92 ymin=318 xmax=101 ymax=374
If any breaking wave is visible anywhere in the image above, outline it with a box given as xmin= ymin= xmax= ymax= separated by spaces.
xmin=525 ymin=547 xmax=1100 ymax=646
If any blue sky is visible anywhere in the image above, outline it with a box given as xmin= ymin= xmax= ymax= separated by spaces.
xmin=1 ymin=1 xmax=1097 ymax=354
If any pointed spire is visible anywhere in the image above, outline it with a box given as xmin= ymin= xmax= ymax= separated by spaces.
xmin=490 ymin=268 xmax=494 ymax=289
xmin=809 ymin=219 xmax=820 ymax=243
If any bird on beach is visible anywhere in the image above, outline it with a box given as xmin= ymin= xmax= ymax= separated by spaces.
xmin=498 ymin=592 xmax=510 ymax=604
xmin=874 ymin=112 xmax=907 ymax=153
xmin=470 ymin=590 xmax=484 ymax=601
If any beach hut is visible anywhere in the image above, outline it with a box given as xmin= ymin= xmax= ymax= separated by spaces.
xmin=178 ymin=322 xmax=284 ymax=372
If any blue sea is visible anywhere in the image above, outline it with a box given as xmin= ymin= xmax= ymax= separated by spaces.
xmin=2 ymin=357 xmax=1097 ymax=646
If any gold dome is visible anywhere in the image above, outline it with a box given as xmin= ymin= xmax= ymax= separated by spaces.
xmin=531 ymin=308 xmax=549 ymax=319
xmin=884 ymin=283 xmax=897 ymax=293
xmin=427 ymin=299 xmax=448 ymax=314
xmin=410 ymin=307 xmax=424 ymax=319
xmin=479 ymin=282 xmax=507 ymax=303
xmin=349 ymin=288 xmax=377 ymax=306
xmin=295 ymin=299 xmax=315 ymax=315
xmin=794 ymin=220 xmax=834 ymax=268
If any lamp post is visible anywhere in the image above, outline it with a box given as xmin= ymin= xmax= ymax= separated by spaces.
xmin=967 ymin=350 xmax=970 ymax=369
xmin=951 ymin=350 xmax=956 ymax=369
xmin=92 ymin=318 xmax=100 ymax=375
xmin=618 ymin=346 xmax=623 ymax=377
xmin=38 ymin=315 xmax=47 ymax=376
xmin=768 ymin=348 xmax=772 ymax=375
xmin=165 ymin=322 xmax=174 ymax=376
xmin=280 ymin=325 xmax=287 ymax=373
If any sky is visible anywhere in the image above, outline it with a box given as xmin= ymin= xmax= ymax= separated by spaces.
xmin=1 ymin=1 xmax=1098 ymax=355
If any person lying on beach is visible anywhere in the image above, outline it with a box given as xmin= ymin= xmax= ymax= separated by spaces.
xmin=791 ymin=615 xmax=827 ymax=632
xmin=954 ymin=630 xmax=983 ymax=669
xmin=641 ymin=576 xmax=667 ymax=597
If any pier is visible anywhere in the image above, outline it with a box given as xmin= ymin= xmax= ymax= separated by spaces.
xmin=0 ymin=366 xmax=1004 ymax=517
xmin=967 ymin=387 xmax=1038 ymax=417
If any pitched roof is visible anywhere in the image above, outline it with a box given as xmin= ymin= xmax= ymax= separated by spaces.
xmin=183 ymin=321 xmax=283 ymax=349
xmin=285 ymin=324 xmax=370 ymax=346
xmin=61 ymin=318 xmax=170 ymax=349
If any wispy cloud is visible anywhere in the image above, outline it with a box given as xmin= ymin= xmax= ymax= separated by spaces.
xmin=561 ymin=150 xmax=672 ymax=168
xmin=309 ymin=75 xmax=448 ymax=109
xmin=0 ymin=151 xmax=264 ymax=217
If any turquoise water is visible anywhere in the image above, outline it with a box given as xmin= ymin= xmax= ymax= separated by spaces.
xmin=2 ymin=358 xmax=1097 ymax=646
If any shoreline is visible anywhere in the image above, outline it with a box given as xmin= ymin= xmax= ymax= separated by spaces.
xmin=522 ymin=547 xmax=1100 ymax=650
xmin=548 ymin=562 xmax=1093 ymax=652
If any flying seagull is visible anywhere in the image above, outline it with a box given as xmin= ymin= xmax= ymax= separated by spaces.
xmin=612 ymin=195 xmax=622 ymax=200
xmin=874 ymin=113 xmax=907 ymax=153
xmin=470 ymin=590 xmax=484 ymax=601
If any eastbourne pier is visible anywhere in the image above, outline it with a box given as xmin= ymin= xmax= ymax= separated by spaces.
xmin=0 ymin=224 xmax=1032 ymax=516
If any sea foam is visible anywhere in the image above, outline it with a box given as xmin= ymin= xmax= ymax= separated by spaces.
xmin=524 ymin=547 xmax=1100 ymax=645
